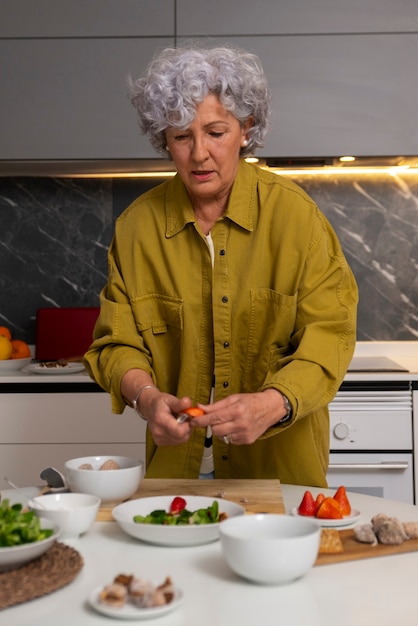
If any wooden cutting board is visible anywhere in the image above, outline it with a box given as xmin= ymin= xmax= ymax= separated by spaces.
xmin=316 ymin=528 xmax=418 ymax=566
xmin=96 ymin=478 xmax=284 ymax=521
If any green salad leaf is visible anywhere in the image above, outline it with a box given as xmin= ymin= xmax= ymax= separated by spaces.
xmin=133 ymin=499 xmax=221 ymax=525
xmin=0 ymin=498 xmax=54 ymax=547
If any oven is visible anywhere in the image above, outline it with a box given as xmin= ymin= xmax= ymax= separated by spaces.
xmin=326 ymin=381 xmax=415 ymax=504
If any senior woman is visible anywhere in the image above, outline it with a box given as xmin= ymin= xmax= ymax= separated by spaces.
xmin=84 ymin=45 xmax=358 ymax=485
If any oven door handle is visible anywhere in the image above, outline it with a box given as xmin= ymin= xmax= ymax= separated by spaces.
xmin=328 ymin=462 xmax=409 ymax=471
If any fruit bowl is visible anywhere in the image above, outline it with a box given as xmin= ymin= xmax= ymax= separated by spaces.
xmin=0 ymin=357 xmax=32 ymax=372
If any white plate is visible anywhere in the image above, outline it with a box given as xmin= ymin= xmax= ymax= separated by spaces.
xmin=0 ymin=519 xmax=60 ymax=572
xmin=26 ymin=362 xmax=85 ymax=375
xmin=112 ymin=496 xmax=246 ymax=546
xmin=291 ymin=508 xmax=361 ymax=528
xmin=88 ymin=586 xmax=183 ymax=620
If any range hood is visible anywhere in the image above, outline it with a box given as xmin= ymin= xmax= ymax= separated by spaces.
xmin=1 ymin=155 xmax=418 ymax=178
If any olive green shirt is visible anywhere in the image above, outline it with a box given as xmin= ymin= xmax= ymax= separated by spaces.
xmin=84 ymin=161 xmax=358 ymax=486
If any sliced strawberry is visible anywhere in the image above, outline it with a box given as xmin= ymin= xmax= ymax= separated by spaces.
xmin=169 ymin=496 xmax=187 ymax=515
xmin=315 ymin=492 xmax=325 ymax=514
xmin=316 ymin=497 xmax=343 ymax=519
xmin=333 ymin=485 xmax=351 ymax=516
xmin=298 ymin=490 xmax=316 ymax=516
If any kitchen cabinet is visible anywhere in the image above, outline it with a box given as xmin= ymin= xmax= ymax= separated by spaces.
xmin=175 ymin=34 xmax=418 ymax=158
xmin=0 ymin=37 xmax=174 ymax=160
xmin=0 ymin=0 xmax=174 ymax=161
xmin=0 ymin=0 xmax=174 ymax=37
xmin=0 ymin=384 xmax=146 ymax=487
xmin=177 ymin=0 xmax=418 ymax=35
xmin=1 ymin=0 xmax=417 ymax=163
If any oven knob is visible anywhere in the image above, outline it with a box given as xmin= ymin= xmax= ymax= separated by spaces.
xmin=333 ymin=422 xmax=350 ymax=440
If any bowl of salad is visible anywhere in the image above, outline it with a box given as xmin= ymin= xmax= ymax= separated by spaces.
xmin=112 ymin=495 xmax=246 ymax=546
xmin=0 ymin=499 xmax=60 ymax=572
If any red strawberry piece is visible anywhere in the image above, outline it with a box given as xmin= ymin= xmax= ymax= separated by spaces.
xmin=316 ymin=497 xmax=343 ymax=519
xmin=298 ymin=490 xmax=316 ymax=516
xmin=169 ymin=496 xmax=187 ymax=515
xmin=315 ymin=492 xmax=325 ymax=514
xmin=333 ymin=485 xmax=352 ymax=516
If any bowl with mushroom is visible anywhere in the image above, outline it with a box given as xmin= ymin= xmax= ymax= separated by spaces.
xmin=64 ymin=456 xmax=143 ymax=502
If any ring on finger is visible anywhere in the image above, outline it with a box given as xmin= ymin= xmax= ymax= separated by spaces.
xmin=223 ymin=433 xmax=233 ymax=445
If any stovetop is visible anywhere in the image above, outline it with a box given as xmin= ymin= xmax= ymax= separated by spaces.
xmin=348 ymin=356 xmax=409 ymax=372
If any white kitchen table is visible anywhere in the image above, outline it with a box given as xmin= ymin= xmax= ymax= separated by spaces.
xmin=3 ymin=484 xmax=418 ymax=626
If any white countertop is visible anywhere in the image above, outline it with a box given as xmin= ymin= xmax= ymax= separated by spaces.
xmin=3 ymin=485 xmax=418 ymax=626
xmin=1 ymin=341 xmax=418 ymax=384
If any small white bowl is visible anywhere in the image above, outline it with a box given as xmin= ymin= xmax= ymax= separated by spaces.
xmin=0 ymin=518 xmax=60 ymax=572
xmin=0 ymin=357 xmax=32 ymax=372
xmin=64 ymin=456 xmax=143 ymax=502
xmin=219 ymin=514 xmax=321 ymax=585
xmin=29 ymin=493 xmax=101 ymax=539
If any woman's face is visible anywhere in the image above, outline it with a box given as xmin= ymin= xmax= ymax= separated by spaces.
xmin=165 ymin=94 xmax=252 ymax=207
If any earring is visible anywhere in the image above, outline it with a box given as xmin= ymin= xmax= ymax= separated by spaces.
xmin=165 ymin=145 xmax=170 ymax=151
xmin=242 ymin=139 xmax=249 ymax=147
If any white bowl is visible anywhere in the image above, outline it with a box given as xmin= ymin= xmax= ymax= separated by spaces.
xmin=219 ymin=514 xmax=321 ymax=585
xmin=0 ymin=518 xmax=60 ymax=572
xmin=29 ymin=493 xmax=101 ymax=538
xmin=0 ymin=357 xmax=32 ymax=372
xmin=64 ymin=456 xmax=143 ymax=502
xmin=112 ymin=495 xmax=246 ymax=546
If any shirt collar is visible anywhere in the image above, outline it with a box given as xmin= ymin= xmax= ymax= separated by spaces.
xmin=165 ymin=160 xmax=257 ymax=237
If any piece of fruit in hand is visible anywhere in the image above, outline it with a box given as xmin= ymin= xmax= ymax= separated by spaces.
xmin=333 ymin=485 xmax=351 ymax=516
xmin=316 ymin=497 xmax=343 ymax=520
xmin=176 ymin=407 xmax=205 ymax=423
xmin=298 ymin=490 xmax=316 ymax=516
xmin=169 ymin=496 xmax=187 ymax=515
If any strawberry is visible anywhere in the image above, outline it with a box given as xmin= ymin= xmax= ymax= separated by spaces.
xmin=315 ymin=492 xmax=325 ymax=514
xmin=333 ymin=485 xmax=351 ymax=516
xmin=169 ymin=496 xmax=187 ymax=515
xmin=298 ymin=490 xmax=316 ymax=516
xmin=316 ymin=497 xmax=343 ymax=519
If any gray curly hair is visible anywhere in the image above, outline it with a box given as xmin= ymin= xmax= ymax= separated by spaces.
xmin=128 ymin=45 xmax=271 ymax=158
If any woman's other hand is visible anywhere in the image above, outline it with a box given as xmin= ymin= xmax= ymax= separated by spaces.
xmin=191 ymin=389 xmax=287 ymax=445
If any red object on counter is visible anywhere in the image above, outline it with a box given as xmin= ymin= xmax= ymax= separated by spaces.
xmin=35 ymin=307 xmax=100 ymax=361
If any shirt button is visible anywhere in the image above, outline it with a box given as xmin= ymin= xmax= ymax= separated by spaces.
xmin=220 ymin=249 xmax=226 ymax=256
xmin=223 ymin=381 xmax=229 ymax=388
xmin=222 ymin=296 xmax=228 ymax=303
xmin=223 ymin=341 xmax=230 ymax=348
xmin=222 ymin=455 xmax=229 ymax=460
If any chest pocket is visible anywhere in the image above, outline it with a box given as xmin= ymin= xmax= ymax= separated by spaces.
xmin=131 ymin=294 xmax=183 ymax=335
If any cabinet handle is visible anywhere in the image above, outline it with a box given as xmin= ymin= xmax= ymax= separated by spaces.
xmin=328 ymin=462 xmax=409 ymax=471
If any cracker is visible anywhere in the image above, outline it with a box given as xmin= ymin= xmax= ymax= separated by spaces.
xmin=319 ymin=528 xmax=344 ymax=554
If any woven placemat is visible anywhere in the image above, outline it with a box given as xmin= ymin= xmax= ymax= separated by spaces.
xmin=0 ymin=541 xmax=83 ymax=610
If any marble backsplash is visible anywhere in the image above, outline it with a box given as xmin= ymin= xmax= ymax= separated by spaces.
xmin=1 ymin=170 xmax=418 ymax=344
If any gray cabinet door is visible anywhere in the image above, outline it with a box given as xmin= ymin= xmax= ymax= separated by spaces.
xmin=176 ymin=34 xmax=418 ymax=158
xmin=0 ymin=0 xmax=174 ymax=36
xmin=177 ymin=0 xmax=418 ymax=35
xmin=0 ymin=37 xmax=173 ymax=159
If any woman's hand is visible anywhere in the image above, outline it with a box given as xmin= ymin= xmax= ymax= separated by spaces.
xmin=138 ymin=386 xmax=197 ymax=446
xmin=121 ymin=369 xmax=195 ymax=446
xmin=191 ymin=389 xmax=287 ymax=445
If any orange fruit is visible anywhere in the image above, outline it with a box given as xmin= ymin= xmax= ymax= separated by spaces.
xmin=0 ymin=326 xmax=12 ymax=341
xmin=0 ymin=335 xmax=13 ymax=360
xmin=316 ymin=497 xmax=343 ymax=520
xmin=10 ymin=339 xmax=31 ymax=359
